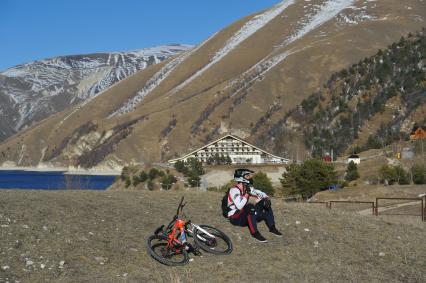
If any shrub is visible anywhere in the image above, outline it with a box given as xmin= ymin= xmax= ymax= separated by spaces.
xmin=120 ymin=166 xmax=129 ymax=181
xmin=411 ymin=164 xmax=426 ymax=184
xmin=395 ymin=165 xmax=410 ymax=185
xmin=187 ymin=171 xmax=201 ymax=187
xmin=174 ymin=160 xmax=187 ymax=174
xmin=148 ymin=168 xmax=160 ymax=180
xmin=147 ymin=180 xmax=155 ymax=190
xmin=186 ymin=158 xmax=204 ymax=175
xmin=379 ymin=165 xmax=398 ymax=185
xmin=139 ymin=171 xmax=148 ymax=182
xmin=132 ymin=175 xmax=141 ymax=186
xmin=252 ymin=172 xmax=274 ymax=196
xmin=345 ymin=161 xmax=360 ymax=182
xmin=160 ymin=174 xmax=177 ymax=190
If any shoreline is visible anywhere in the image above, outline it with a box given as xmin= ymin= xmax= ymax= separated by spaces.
xmin=0 ymin=166 xmax=120 ymax=176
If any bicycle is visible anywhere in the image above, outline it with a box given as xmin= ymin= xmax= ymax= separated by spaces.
xmin=147 ymin=196 xmax=233 ymax=266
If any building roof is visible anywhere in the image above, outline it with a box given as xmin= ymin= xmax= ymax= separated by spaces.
xmin=168 ymin=134 xmax=291 ymax=163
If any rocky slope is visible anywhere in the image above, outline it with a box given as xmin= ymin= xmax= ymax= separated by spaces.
xmin=1 ymin=0 xmax=425 ymax=169
xmin=0 ymin=45 xmax=191 ymax=141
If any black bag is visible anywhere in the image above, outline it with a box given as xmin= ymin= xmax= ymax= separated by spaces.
xmin=221 ymin=189 xmax=231 ymax=218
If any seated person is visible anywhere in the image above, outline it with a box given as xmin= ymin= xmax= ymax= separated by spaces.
xmin=227 ymin=168 xmax=282 ymax=243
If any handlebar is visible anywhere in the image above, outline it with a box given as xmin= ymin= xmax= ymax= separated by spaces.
xmin=164 ymin=196 xmax=186 ymax=232
xmin=176 ymin=196 xmax=186 ymax=217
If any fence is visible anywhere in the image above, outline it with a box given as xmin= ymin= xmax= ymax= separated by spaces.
xmin=300 ymin=196 xmax=426 ymax=222
xmin=305 ymin=201 xmax=329 ymax=208
xmin=329 ymin=201 xmax=375 ymax=215
xmin=375 ymin=197 xmax=425 ymax=221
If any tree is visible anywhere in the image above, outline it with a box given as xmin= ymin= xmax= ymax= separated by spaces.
xmin=174 ymin=160 xmax=187 ymax=174
xmin=139 ymin=171 xmax=148 ymax=182
xmin=120 ymin=166 xmax=129 ymax=181
xmin=365 ymin=136 xmax=382 ymax=150
xmin=411 ymin=164 xmax=426 ymax=184
xmin=252 ymin=172 xmax=274 ymax=196
xmin=148 ymin=168 xmax=160 ymax=180
xmin=187 ymin=171 xmax=200 ymax=187
xmin=395 ymin=165 xmax=410 ymax=185
xmin=160 ymin=174 xmax=177 ymax=190
xmin=280 ymin=159 xmax=338 ymax=198
xmin=280 ymin=163 xmax=301 ymax=196
xmin=345 ymin=161 xmax=360 ymax=182
xmin=187 ymin=158 xmax=204 ymax=176
xmin=132 ymin=175 xmax=141 ymax=186
xmin=379 ymin=165 xmax=398 ymax=185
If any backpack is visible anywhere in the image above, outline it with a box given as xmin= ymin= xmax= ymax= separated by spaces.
xmin=221 ymin=189 xmax=231 ymax=218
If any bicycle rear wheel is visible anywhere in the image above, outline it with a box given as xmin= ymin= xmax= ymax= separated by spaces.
xmin=193 ymin=225 xmax=233 ymax=255
xmin=146 ymin=235 xmax=189 ymax=266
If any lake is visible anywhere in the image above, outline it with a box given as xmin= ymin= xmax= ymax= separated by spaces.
xmin=0 ymin=170 xmax=118 ymax=190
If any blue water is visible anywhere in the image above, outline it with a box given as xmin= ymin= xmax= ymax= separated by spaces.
xmin=0 ymin=170 xmax=118 ymax=190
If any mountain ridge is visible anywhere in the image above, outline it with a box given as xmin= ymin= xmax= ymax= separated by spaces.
xmin=0 ymin=0 xmax=425 ymax=170
xmin=0 ymin=44 xmax=191 ymax=141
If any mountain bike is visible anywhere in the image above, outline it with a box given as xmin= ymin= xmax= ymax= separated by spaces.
xmin=147 ymin=196 xmax=233 ymax=266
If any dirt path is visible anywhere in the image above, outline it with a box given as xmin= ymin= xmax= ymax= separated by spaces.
xmin=358 ymin=201 xmax=422 ymax=215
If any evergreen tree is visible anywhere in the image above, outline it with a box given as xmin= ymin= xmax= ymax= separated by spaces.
xmin=345 ymin=161 xmax=360 ymax=181
xmin=187 ymin=171 xmax=201 ymax=187
xmin=174 ymin=160 xmax=187 ymax=174
xmin=411 ymin=164 xmax=426 ymax=184
xmin=395 ymin=165 xmax=410 ymax=185
xmin=379 ymin=165 xmax=398 ymax=185
xmin=148 ymin=168 xmax=159 ymax=180
xmin=280 ymin=159 xmax=337 ymax=198
xmin=160 ymin=174 xmax=177 ymax=190
xmin=132 ymin=175 xmax=141 ymax=186
xmin=186 ymin=157 xmax=204 ymax=175
xmin=139 ymin=171 xmax=148 ymax=182
xmin=280 ymin=163 xmax=301 ymax=196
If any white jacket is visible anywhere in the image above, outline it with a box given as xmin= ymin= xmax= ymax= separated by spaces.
xmin=227 ymin=184 xmax=268 ymax=217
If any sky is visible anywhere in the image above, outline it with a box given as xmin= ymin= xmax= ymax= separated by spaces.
xmin=0 ymin=0 xmax=280 ymax=71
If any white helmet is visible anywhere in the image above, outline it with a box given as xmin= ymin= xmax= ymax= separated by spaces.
xmin=234 ymin=168 xmax=254 ymax=184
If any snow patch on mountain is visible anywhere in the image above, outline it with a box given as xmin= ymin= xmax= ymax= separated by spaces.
xmin=229 ymin=0 xmax=357 ymax=95
xmin=107 ymin=53 xmax=190 ymax=118
xmin=108 ymin=34 xmax=218 ymax=117
xmin=167 ymin=0 xmax=296 ymax=95
xmin=0 ymin=45 xmax=191 ymax=138
xmin=282 ymin=0 xmax=355 ymax=45
xmin=228 ymin=51 xmax=293 ymax=97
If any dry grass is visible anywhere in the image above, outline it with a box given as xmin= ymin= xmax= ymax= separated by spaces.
xmin=315 ymin=185 xmax=426 ymax=202
xmin=0 ymin=190 xmax=425 ymax=282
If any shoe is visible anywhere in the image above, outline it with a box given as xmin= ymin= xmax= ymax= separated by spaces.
xmin=269 ymin=226 xmax=283 ymax=237
xmin=251 ymin=231 xmax=268 ymax=243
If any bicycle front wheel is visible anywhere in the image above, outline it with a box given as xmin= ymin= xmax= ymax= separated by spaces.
xmin=193 ymin=225 xmax=233 ymax=255
xmin=146 ymin=235 xmax=189 ymax=266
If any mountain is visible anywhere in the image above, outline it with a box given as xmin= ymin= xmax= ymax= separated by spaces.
xmin=0 ymin=0 xmax=425 ymax=170
xmin=0 ymin=45 xmax=191 ymax=141
xmin=263 ymin=30 xmax=426 ymax=159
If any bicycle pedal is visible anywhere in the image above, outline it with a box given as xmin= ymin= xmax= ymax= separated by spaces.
xmin=192 ymin=249 xmax=202 ymax=256
xmin=186 ymin=245 xmax=202 ymax=256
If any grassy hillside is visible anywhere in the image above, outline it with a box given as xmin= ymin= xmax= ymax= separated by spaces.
xmin=0 ymin=190 xmax=425 ymax=282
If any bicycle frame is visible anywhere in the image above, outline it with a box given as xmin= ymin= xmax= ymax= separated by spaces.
xmin=158 ymin=197 xmax=216 ymax=251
